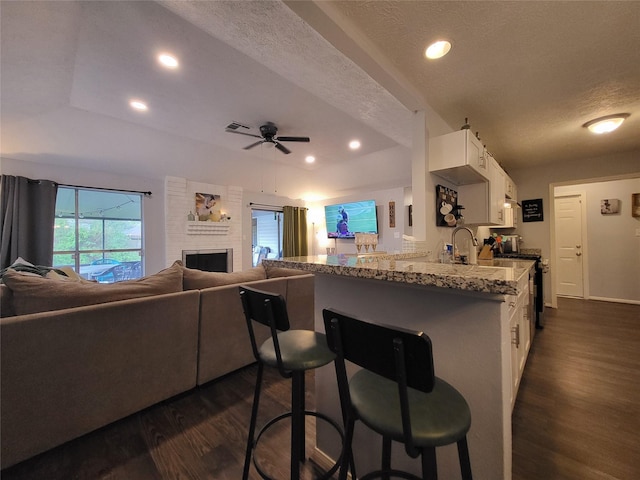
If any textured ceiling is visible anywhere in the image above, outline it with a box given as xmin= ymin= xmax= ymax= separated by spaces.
xmin=1 ymin=0 xmax=639 ymax=200
xmin=313 ymin=0 xmax=640 ymax=170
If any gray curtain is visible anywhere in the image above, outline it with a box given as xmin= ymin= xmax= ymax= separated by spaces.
xmin=282 ymin=206 xmax=308 ymax=257
xmin=0 ymin=175 xmax=58 ymax=269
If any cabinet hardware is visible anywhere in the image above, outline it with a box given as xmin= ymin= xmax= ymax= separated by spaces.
xmin=511 ymin=325 xmax=520 ymax=347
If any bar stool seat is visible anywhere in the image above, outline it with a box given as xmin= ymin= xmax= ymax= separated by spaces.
xmin=239 ymin=286 xmax=343 ymax=480
xmin=351 ymin=371 xmax=471 ymax=447
xmin=323 ymin=308 xmax=473 ymax=480
xmin=258 ymin=330 xmax=336 ymax=371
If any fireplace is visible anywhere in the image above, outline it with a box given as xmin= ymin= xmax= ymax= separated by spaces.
xmin=182 ymin=249 xmax=233 ymax=273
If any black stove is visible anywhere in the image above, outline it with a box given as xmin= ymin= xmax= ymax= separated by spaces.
xmin=494 ymin=253 xmax=541 ymax=260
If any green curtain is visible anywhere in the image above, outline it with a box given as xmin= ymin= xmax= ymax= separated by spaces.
xmin=282 ymin=206 xmax=308 ymax=257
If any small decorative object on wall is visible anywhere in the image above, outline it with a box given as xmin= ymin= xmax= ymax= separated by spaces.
xmin=600 ymin=198 xmax=620 ymax=215
xmin=389 ymin=201 xmax=396 ymax=228
xmin=631 ymin=194 xmax=640 ymax=218
xmin=195 ymin=192 xmax=220 ymax=220
xmin=522 ymin=198 xmax=543 ymax=222
xmin=436 ymin=184 xmax=458 ymax=227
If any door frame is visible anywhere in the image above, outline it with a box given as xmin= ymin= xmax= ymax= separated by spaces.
xmin=550 ymin=188 xmax=589 ymax=306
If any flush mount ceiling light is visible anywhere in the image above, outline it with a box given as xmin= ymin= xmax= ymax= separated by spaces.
xmin=129 ymin=99 xmax=148 ymax=112
xmin=305 ymin=155 xmax=316 ymax=164
xmin=349 ymin=140 xmax=361 ymax=150
xmin=583 ymin=113 xmax=630 ymax=134
xmin=158 ymin=53 xmax=179 ymax=69
xmin=425 ymin=40 xmax=452 ymax=59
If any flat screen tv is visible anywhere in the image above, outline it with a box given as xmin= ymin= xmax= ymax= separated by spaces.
xmin=324 ymin=200 xmax=378 ymax=238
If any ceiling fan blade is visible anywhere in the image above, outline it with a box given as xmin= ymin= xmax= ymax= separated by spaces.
xmin=274 ymin=141 xmax=291 ymax=154
xmin=244 ymin=140 xmax=264 ymax=150
xmin=276 ymin=136 xmax=310 ymax=143
xmin=226 ymin=129 xmax=262 ymax=139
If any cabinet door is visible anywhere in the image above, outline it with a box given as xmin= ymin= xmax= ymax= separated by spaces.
xmin=428 ymin=130 xmax=490 ymax=184
xmin=505 ymin=174 xmax=517 ymax=201
xmin=489 ymin=158 xmax=506 ymax=225
xmin=509 ymin=306 xmax=519 ymax=410
xmin=468 ymin=133 xmax=489 ymax=178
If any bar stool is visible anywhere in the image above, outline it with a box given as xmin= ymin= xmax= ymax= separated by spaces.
xmin=323 ymin=308 xmax=473 ymax=480
xmin=239 ymin=286 xmax=343 ymax=480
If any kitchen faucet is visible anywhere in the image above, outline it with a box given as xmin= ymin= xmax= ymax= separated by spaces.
xmin=451 ymin=226 xmax=478 ymax=264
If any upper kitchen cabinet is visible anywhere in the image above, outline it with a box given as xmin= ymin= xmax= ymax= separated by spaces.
xmin=428 ymin=130 xmax=490 ymax=185
xmin=458 ymin=156 xmax=505 ymax=226
xmin=505 ymin=173 xmax=517 ymax=201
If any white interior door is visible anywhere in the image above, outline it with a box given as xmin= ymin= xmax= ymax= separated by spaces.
xmin=555 ymin=194 xmax=584 ymax=297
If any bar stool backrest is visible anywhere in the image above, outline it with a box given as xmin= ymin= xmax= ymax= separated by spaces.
xmin=323 ymin=308 xmax=435 ymax=394
xmin=239 ymin=285 xmax=291 ymax=377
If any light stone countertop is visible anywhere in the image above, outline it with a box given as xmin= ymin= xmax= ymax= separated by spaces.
xmin=263 ymin=253 xmax=535 ymax=296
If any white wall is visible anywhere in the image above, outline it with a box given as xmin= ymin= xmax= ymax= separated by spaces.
xmin=1 ymin=157 xmax=166 ymax=275
xmin=164 ymin=177 xmax=243 ymax=270
xmin=510 ymin=150 xmax=640 ymax=304
xmin=307 ymin=187 xmax=407 ymax=255
xmin=556 ymin=177 xmax=640 ymax=302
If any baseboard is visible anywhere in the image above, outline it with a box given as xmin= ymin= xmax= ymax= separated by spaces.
xmin=587 ymin=296 xmax=640 ymax=305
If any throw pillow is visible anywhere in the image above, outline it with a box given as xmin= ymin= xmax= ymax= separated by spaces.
xmin=182 ymin=265 xmax=266 ymax=290
xmin=3 ymin=261 xmax=183 ymax=316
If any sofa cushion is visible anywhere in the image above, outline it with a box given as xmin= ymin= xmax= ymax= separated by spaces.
xmin=2 ymin=262 xmax=183 ymax=316
xmin=182 ymin=265 xmax=266 ymax=290
xmin=264 ymin=264 xmax=309 ymax=278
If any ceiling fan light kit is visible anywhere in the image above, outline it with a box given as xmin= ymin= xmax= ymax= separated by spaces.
xmin=583 ymin=113 xmax=630 ymax=134
xmin=225 ymin=121 xmax=309 ymax=155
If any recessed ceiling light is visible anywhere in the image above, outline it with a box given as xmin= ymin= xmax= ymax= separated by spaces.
xmin=158 ymin=53 xmax=179 ymax=69
xmin=425 ymin=40 xmax=452 ymax=59
xmin=349 ymin=140 xmax=361 ymax=150
xmin=129 ymin=99 xmax=148 ymax=112
xmin=583 ymin=113 xmax=630 ymax=134
xmin=305 ymin=155 xmax=316 ymax=164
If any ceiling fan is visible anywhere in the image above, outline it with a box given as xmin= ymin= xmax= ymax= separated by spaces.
xmin=225 ymin=121 xmax=310 ymax=154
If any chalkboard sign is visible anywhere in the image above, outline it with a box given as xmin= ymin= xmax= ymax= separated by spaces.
xmin=522 ymin=199 xmax=544 ymax=222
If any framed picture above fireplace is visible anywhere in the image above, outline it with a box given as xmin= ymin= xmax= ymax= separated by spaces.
xmin=195 ymin=192 xmax=220 ymax=220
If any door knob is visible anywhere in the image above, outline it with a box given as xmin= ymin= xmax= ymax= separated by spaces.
xmin=576 ymin=245 xmax=582 ymax=249
xmin=576 ymin=252 xmax=582 ymax=256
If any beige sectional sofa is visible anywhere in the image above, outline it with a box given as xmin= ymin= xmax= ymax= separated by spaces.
xmin=0 ymin=261 xmax=314 ymax=470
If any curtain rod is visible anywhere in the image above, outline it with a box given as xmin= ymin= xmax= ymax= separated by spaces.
xmin=248 ymin=202 xmax=307 ymax=210
xmin=58 ymin=183 xmax=152 ymax=196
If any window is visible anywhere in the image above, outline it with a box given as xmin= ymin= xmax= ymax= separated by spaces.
xmin=53 ymin=187 xmax=143 ymax=282
xmin=251 ymin=209 xmax=283 ymax=266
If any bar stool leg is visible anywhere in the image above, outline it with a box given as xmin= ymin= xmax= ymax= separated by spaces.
xmin=243 ymin=363 xmax=264 ymax=480
xmin=291 ymin=371 xmax=305 ymax=479
xmin=422 ymin=446 xmax=438 ymax=480
xmin=381 ymin=436 xmax=392 ymax=480
xmin=457 ymin=437 xmax=473 ymax=480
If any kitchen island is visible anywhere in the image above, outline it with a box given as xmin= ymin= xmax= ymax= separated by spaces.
xmin=263 ymin=254 xmax=535 ymax=480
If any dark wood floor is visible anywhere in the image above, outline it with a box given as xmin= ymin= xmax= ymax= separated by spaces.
xmin=3 ymin=298 xmax=639 ymax=479
xmin=512 ymin=298 xmax=640 ymax=480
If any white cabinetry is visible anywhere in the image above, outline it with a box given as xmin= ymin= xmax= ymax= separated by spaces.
xmin=429 ymin=130 xmax=490 ymax=184
xmin=505 ymin=173 xmax=517 ymax=201
xmin=489 ymin=157 xmax=506 ymax=225
xmin=458 ymin=157 xmax=505 ymax=226
xmin=509 ymin=278 xmax=531 ymax=411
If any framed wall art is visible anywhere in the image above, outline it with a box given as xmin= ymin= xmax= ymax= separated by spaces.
xmin=195 ymin=192 xmax=220 ymax=220
xmin=522 ymin=199 xmax=544 ymax=222
xmin=600 ymin=198 xmax=620 ymax=215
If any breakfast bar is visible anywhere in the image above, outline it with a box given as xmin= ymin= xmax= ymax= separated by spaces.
xmin=263 ymin=253 xmax=535 ymax=480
